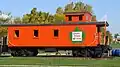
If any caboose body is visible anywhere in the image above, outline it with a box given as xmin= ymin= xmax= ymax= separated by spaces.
xmin=8 ymin=24 xmax=98 ymax=47
xmin=0 ymin=12 xmax=112 ymax=57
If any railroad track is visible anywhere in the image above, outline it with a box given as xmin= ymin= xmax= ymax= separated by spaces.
xmin=0 ymin=55 xmax=114 ymax=60
xmin=0 ymin=52 xmax=114 ymax=59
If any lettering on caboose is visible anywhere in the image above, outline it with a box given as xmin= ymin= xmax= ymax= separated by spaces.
xmin=72 ymin=32 xmax=82 ymax=41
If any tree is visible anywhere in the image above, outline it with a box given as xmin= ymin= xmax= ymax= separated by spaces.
xmin=54 ymin=1 xmax=95 ymax=23
xmin=29 ymin=8 xmax=38 ymax=23
xmin=73 ymin=2 xmax=83 ymax=12
xmin=0 ymin=12 xmax=12 ymax=24
xmin=84 ymin=4 xmax=93 ymax=13
xmin=64 ymin=2 xmax=74 ymax=12
xmin=91 ymin=15 xmax=97 ymax=22
xmin=47 ymin=15 xmax=55 ymax=24
xmin=100 ymin=27 xmax=113 ymax=44
xmin=0 ymin=27 xmax=7 ymax=37
xmin=64 ymin=1 xmax=93 ymax=13
xmin=114 ymin=33 xmax=119 ymax=39
xmin=54 ymin=7 xmax=64 ymax=23
xmin=14 ymin=17 xmax=22 ymax=24
xmin=22 ymin=8 xmax=55 ymax=24
xmin=106 ymin=31 xmax=113 ymax=44
xmin=22 ymin=14 xmax=31 ymax=24
xmin=56 ymin=7 xmax=63 ymax=14
xmin=0 ymin=11 xmax=12 ymax=37
xmin=114 ymin=33 xmax=119 ymax=43
xmin=22 ymin=1 xmax=96 ymax=24
xmin=54 ymin=14 xmax=64 ymax=23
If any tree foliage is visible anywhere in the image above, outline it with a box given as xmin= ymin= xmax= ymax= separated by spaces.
xmin=54 ymin=7 xmax=64 ymax=23
xmin=64 ymin=1 xmax=93 ymax=14
xmin=65 ymin=2 xmax=74 ymax=12
xmin=0 ymin=11 xmax=12 ymax=23
xmin=100 ymin=27 xmax=113 ymax=44
xmin=91 ymin=15 xmax=97 ymax=22
xmin=106 ymin=30 xmax=113 ymax=44
xmin=14 ymin=17 xmax=22 ymax=24
xmin=113 ymin=33 xmax=119 ymax=43
xmin=56 ymin=7 xmax=63 ymax=14
xmin=22 ymin=8 xmax=55 ymax=24
xmin=22 ymin=1 xmax=95 ymax=24
xmin=0 ymin=11 xmax=12 ymax=37
xmin=114 ymin=33 xmax=119 ymax=39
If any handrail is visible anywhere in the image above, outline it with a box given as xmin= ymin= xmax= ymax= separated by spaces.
xmin=89 ymin=33 xmax=98 ymax=46
xmin=8 ymin=41 xmax=15 ymax=46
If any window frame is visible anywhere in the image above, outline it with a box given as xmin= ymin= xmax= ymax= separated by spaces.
xmin=79 ymin=15 xmax=83 ymax=21
xmin=86 ymin=15 xmax=89 ymax=21
xmin=54 ymin=29 xmax=59 ymax=37
xmin=14 ymin=30 xmax=19 ymax=38
xmin=68 ymin=16 xmax=72 ymax=21
xmin=33 ymin=30 xmax=39 ymax=38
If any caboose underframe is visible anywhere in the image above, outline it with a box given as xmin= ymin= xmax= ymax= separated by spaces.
xmin=9 ymin=45 xmax=111 ymax=57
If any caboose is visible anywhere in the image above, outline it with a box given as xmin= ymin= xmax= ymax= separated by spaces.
xmin=0 ymin=11 xmax=112 ymax=57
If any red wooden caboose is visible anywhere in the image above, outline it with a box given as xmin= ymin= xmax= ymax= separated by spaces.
xmin=2 ymin=11 xmax=111 ymax=57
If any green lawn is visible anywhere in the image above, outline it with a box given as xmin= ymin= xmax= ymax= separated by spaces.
xmin=0 ymin=57 xmax=119 ymax=67
xmin=110 ymin=42 xmax=120 ymax=48
xmin=111 ymin=43 xmax=120 ymax=48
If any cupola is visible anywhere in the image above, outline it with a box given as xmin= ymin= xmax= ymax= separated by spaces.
xmin=64 ymin=12 xmax=92 ymax=22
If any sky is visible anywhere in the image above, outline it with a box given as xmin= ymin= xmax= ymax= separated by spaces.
xmin=0 ymin=0 xmax=119 ymax=34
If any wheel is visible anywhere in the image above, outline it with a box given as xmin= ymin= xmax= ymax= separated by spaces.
xmin=87 ymin=49 xmax=94 ymax=58
xmin=33 ymin=50 xmax=38 ymax=56
xmin=17 ymin=50 xmax=25 ymax=56
xmin=11 ymin=49 xmax=25 ymax=57
xmin=24 ymin=49 xmax=38 ymax=56
xmin=24 ymin=50 xmax=33 ymax=56
xmin=95 ymin=50 xmax=102 ymax=58
xmin=94 ymin=47 xmax=103 ymax=58
xmin=11 ymin=51 xmax=17 ymax=56
xmin=72 ymin=50 xmax=78 ymax=57
xmin=79 ymin=49 xmax=87 ymax=57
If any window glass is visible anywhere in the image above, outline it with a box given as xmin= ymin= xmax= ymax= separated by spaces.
xmin=54 ymin=30 xmax=59 ymax=37
xmin=68 ymin=16 xmax=72 ymax=21
xmin=79 ymin=15 xmax=83 ymax=20
xmin=34 ymin=30 xmax=38 ymax=37
xmin=15 ymin=30 xmax=19 ymax=37
xmin=86 ymin=16 xmax=89 ymax=20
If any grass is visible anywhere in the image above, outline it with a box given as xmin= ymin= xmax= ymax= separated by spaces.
xmin=111 ymin=42 xmax=120 ymax=48
xmin=0 ymin=57 xmax=120 ymax=67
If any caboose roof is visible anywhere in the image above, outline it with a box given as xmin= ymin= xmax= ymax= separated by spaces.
xmin=63 ymin=12 xmax=92 ymax=16
xmin=0 ymin=21 xmax=109 ymax=27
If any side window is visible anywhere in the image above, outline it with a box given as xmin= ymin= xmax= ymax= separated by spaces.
xmin=89 ymin=16 xmax=92 ymax=21
xmin=34 ymin=30 xmax=38 ymax=37
xmin=54 ymin=30 xmax=59 ymax=37
xmin=15 ymin=30 xmax=19 ymax=37
xmin=86 ymin=15 xmax=89 ymax=20
xmin=79 ymin=15 xmax=83 ymax=20
xmin=68 ymin=16 xmax=72 ymax=21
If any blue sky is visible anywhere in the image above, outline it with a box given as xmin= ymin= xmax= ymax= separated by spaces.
xmin=0 ymin=0 xmax=119 ymax=34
